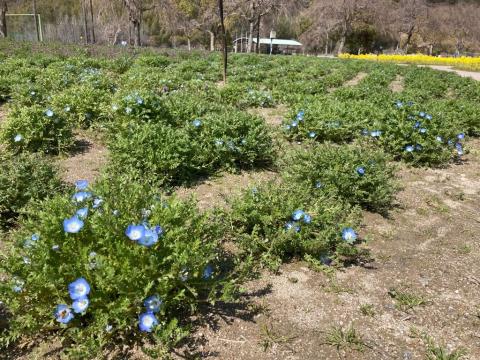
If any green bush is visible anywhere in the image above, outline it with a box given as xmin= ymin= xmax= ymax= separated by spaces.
xmin=0 ymin=177 xmax=235 ymax=357
xmin=1 ymin=105 xmax=74 ymax=154
xmin=107 ymin=109 xmax=274 ymax=187
xmin=0 ymin=152 xmax=64 ymax=228
xmin=282 ymin=144 xmax=398 ymax=213
xmin=224 ymin=181 xmax=363 ymax=269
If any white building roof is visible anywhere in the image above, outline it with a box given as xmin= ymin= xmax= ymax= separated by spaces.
xmin=233 ymin=38 xmax=302 ymax=46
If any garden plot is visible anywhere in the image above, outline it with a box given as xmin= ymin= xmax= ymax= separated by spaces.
xmin=1 ymin=44 xmax=480 ymax=359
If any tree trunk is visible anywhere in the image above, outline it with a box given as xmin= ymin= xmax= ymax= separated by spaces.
xmin=82 ymin=0 xmax=89 ymax=44
xmin=218 ymin=0 xmax=227 ymax=83
xmin=112 ymin=27 xmax=121 ymax=45
xmin=187 ymin=37 xmax=191 ymax=51
xmin=207 ymin=30 xmax=215 ymax=51
xmin=133 ymin=20 xmax=141 ymax=46
xmin=0 ymin=0 xmax=7 ymax=38
xmin=255 ymin=15 xmax=261 ymax=54
xmin=337 ymin=35 xmax=346 ymax=55
xmin=89 ymin=0 xmax=95 ymax=43
xmin=325 ymin=32 xmax=329 ymax=55
xmin=247 ymin=19 xmax=254 ymax=53
xmin=403 ymin=25 xmax=415 ymax=53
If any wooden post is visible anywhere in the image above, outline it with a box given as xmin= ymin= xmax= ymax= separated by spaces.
xmin=89 ymin=0 xmax=95 ymax=43
xmin=218 ymin=0 xmax=227 ymax=83
xmin=33 ymin=0 xmax=40 ymax=41
xmin=82 ymin=0 xmax=89 ymax=44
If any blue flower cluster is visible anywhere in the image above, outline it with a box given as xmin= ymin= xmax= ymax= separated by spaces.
xmin=63 ymin=180 xmax=102 ymax=234
xmin=285 ymin=209 xmax=312 ymax=233
xmin=341 ymin=227 xmax=358 ymax=244
xmin=54 ymin=277 xmax=91 ymax=324
xmin=125 ymin=222 xmax=164 ymax=247
xmin=138 ymin=294 xmax=162 ymax=332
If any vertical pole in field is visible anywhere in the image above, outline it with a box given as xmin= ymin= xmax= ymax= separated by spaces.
xmin=33 ymin=0 xmax=40 ymax=41
xmin=82 ymin=0 xmax=89 ymax=44
xmin=218 ymin=0 xmax=227 ymax=83
xmin=89 ymin=0 xmax=95 ymax=43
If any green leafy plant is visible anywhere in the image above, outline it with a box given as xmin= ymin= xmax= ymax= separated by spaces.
xmin=0 ymin=176 xmax=235 ymax=357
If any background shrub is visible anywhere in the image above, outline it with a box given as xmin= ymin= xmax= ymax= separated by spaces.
xmin=0 ymin=151 xmax=64 ymax=229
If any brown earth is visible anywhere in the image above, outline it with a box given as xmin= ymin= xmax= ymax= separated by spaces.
xmin=58 ymin=132 xmax=108 ymax=185
xmin=343 ymin=72 xmax=368 ymax=87
xmin=389 ymin=75 xmax=405 ymax=93
xmin=173 ymin=140 xmax=480 ymax=360
xmin=247 ymin=104 xmax=289 ymax=126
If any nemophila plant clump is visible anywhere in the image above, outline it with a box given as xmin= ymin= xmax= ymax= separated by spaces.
xmin=0 ymin=152 xmax=64 ymax=229
xmin=1 ymin=105 xmax=74 ymax=154
xmin=371 ymin=101 xmax=466 ymax=166
xmin=0 ymin=177 xmax=235 ymax=357
xmin=108 ymin=108 xmax=274 ymax=187
xmin=282 ymin=144 xmax=398 ymax=213
xmin=223 ymin=181 xmax=363 ymax=269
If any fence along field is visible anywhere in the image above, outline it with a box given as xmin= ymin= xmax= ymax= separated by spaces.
xmin=0 ymin=43 xmax=479 ymax=359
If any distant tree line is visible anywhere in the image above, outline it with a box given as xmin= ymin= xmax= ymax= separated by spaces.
xmin=1 ymin=0 xmax=479 ymax=55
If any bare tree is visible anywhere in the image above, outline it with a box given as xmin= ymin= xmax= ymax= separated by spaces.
xmin=218 ymin=0 xmax=227 ymax=82
xmin=123 ymin=0 xmax=157 ymax=46
xmin=0 ymin=0 xmax=8 ymax=38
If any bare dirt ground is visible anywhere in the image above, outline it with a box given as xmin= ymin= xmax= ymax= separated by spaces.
xmin=175 ymin=140 xmax=480 ymax=360
xmin=343 ymin=72 xmax=368 ymax=87
xmin=417 ymin=65 xmax=480 ymax=81
xmin=58 ymin=132 xmax=108 ymax=185
xmin=247 ymin=105 xmax=289 ymax=126
xmin=389 ymin=75 xmax=405 ymax=93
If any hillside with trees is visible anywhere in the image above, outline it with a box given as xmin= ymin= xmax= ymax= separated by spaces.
xmin=1 ymin=0 xmax=479 ymax=54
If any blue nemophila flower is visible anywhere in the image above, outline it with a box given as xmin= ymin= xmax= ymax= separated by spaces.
xmin=215 ymin=139 xmax=224 ymax=146
xmin=241 ymin=138 xmax=247 ymax=145
xmin=144 ymin=295 xmax=162 ymax=313
xmin=285 ymin=221 xmax=301 ymax=233
xmin=419 ymin=112 xmax=426 ymax=118
xmin=370 ymin=130 xmax=382 ymax=137
xmin=30 ymin=91 xmax=36 ymax=96
xmin=415 ymin=144 xmax=423 ymax=151
xmin=303 ymin=213 xmax=312 ymax=224
xmin=203 ymin=264 xmax=214 ymax=279
xmin=291 ymin=121 xmax=298 ymax=127
xmin=395 ymin=100 xmax=403 ymax=108
xmin=31 ymin=234 xmax=39 ymax=241
xmin=455 ymin=143 xmax=464 ymax=155
xmin=361 ymin=129 xmax=369 ymax=136
xmin=125 ymin=107 xmax=132 ymax=114
xmin=75 ymin=180 xmax=89 ymax=190
xmin=125 ymin=224 xmax=145 ymax=241
xmin=138 ymin=228 xmax=158 ymax=247
xmin=448 ymin=139 xmax=454 ymax=146
xmin=414 ymin=121 xmax=421 ymax=129
xmin=308 ymin=131 xmax=316 ymax=138
xmin=76 ymin=207 xmax=88 ymax=219
xmin=23 ymin=256 xmax=31 ymax=265
xmin=12 ymin=278 xmax=24 ymax=293
xmin=425 ymin=114 xmax=432 ymax=121
xmin=457 ymin=133 xmax=465 ymax=140
xmin=63 ymin=216 xmax=84 ymax=233
xmin=405 ymin=145 xmax=415 ymax=153
xmin=105 ymin=324 xmax=113 ymax=332
xmin=68 ymin=277 xmax=91 ymax=300
xmin=153 ymin=225 xmax=164 ymax=236
xmin=93 ymin=198 xmax=103 ymax=209
xmin=192 ymin=119 xmax=202 ymax=128
xmin=52 ymin=244 xmax=60 ymax=251
xmin=72 ymin=296 xmax=89 ymax=313
xmin=356 ymin=167 xmax=366 ymax=176
xmin=54 ymin=304 xmax=74 ymax=324
xmin=138 ymin=312 xmax=158 ymax=332
xmin=64 ymin=105 xmax=71 ymax=112
xmin=292 ymin=209 xmax=305 ymax=221
xmin=45 ymin=109 xmax=54 ymax=117
xmin=342 ymin=228 xmax=357 ymax=244
xmin=136 ymin=97 xmax=144 ymax=105
xmin=179 ymin=268 xmax=189 ymax=281
xmin=112 ymin=209 xmax=120 ymax=217
xmin=14 ymin=134 xmax=23 ymax=142
xmin=419 ymin=128 xmax=427 ymax=134
xmin=315 ymin=180 xmax=323 ymax=189
xmin=72 ymin=191 xmax=92 ymax=203
xmin=285 ymin=124 xmax=292 ymax=131
xmin=112 ymin=104 xmax=119 ymax=111
xmin=436 ymin=136 xmax=443 ymax=142
xmin=407 ymin=101 xmax=414 ymax=107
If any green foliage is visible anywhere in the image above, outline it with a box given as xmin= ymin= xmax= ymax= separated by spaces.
xmin=0 ymin=176 xmax=235 ymax=357
xmin=0 ymin=152 xmax=64 ymax=229
xmin=282 ymin=144 xmax=398 ymax=213
xmin=1 ymin=105 xmax=74 ymax=154
xmin=107 ymin=108 xmax=274 ymax=187
xmin=224 ymin=181 xmax=362 ymax=269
